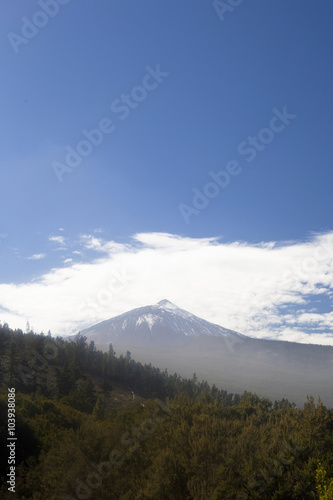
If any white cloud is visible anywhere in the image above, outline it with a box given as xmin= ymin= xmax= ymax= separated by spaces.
xmin=27 ymin=253 xmax=46 ymax=260
xmin=49 ymin=235 xmax=65 ymax=246
xmin=80 ymin=234 xmax=127 ymax=253
xmin=0 ymin=231 xmax=332 ymax=344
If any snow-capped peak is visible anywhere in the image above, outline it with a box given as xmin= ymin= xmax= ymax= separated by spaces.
xmin=156 ymin=299 xmax=178 ymax=310
xmin=80 ymin=299 xmax=247 ymax=347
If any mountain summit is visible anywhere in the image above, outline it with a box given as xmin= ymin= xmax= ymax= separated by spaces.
xmin=80 ymin=300 xmax=245 ymax=347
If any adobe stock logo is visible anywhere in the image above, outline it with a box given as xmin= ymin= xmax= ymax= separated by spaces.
xmin=179 ymin=106 xmax=296 ymax=224
xmin=7 ymin=0 xmax=71 ymax=54
xmin=213 ymin=0 xmax=243 ymax=23
xmin=52 ymin=64 xmax=169 ymax=182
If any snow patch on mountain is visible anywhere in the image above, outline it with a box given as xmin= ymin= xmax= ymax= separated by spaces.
xmin=136 ymin=314 xmax=157 ymax=330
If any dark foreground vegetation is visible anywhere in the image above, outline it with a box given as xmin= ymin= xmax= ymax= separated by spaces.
xmin=0 ymin=323 xmax=333 ymax=499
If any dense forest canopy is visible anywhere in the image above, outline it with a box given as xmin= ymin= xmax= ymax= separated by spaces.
xmin=1 ymin=323 xmax=333 ymax=499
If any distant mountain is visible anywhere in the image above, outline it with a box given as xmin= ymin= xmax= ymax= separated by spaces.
xmin=79 ymin=300 xmax=333 ymax=406
xmin=80 ymin=299 xmax=246 ymax=347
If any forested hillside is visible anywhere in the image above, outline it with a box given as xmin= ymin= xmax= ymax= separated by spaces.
xmin=1 ymin=323 xmax=333 ymax=499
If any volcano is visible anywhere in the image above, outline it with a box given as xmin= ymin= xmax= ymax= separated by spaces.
xmin=80 ymin=299 xmax=246 ymax=347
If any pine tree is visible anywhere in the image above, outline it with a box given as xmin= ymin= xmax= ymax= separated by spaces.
xmin=316 ymin=462 xmax=333 ymax=499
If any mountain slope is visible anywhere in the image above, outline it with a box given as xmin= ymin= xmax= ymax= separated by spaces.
xmin=80 ymin=299 xmax=246 ymax=347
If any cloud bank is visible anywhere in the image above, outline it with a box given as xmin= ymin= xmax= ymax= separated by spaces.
xmin=0 ymin=232 xmax=332 ymax=345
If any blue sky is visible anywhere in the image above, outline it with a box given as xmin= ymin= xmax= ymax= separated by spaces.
xmin=0 ymin=1 xmax=332 ymax=343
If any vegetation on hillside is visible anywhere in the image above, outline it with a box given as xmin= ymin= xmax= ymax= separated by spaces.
xmin=0 ymin=323 xmax=333 ymax=499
